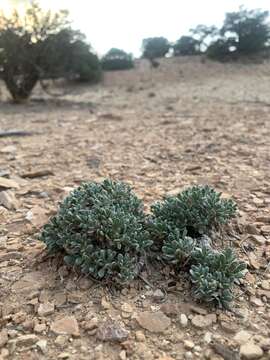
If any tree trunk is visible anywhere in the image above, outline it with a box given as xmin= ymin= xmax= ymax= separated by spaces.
xmin=3 ymin=65 xmax=39 ymax=103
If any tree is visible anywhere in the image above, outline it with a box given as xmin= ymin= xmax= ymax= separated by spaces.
xmin=101 ymin=48 xmax=134 ymax=71
xmin=221 ymin=7 xmax=270 ymax=55
xmin=190 ymin=25 xmax=219 ymax=52
xmin=142 ymin=37 xmax=170 ymax=60
xmin=0 ymin=2 xmax=101 ymax=102
xmin=206 ymin=37 xmax=237 ymax=61
xmin=173 ymin=36 xmax=200 ymax=56
xmin=68 ymin=40 xmax=101 ymax=82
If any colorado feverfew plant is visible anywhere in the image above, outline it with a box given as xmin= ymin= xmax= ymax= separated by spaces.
xmin=40 ymin=181 xmax=245 ymax=307
xmin=40 ymin=179 xmax=152 ymax=283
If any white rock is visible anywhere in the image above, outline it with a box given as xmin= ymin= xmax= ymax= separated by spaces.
xmin=38 ymin=303 xmax=55 ymax=317
xmin=203 ymin=332 xmax=212 ymax=344
xmin=234 ymin=330 xmax=252 ymax=345
xmin=240 ymin=342 xmax=263 ymax=359
xmin=180 ymin=314 xmax=188 ymax=327
xmin=0 ymin=191 xmax=19 ymax=210
xmin=36 ymin=339 xmax=47 ymax=354
xmin=184 ymin=340 xmax=194 ymax=350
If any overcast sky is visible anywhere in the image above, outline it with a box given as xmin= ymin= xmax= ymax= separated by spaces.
xmin=2 ymin=0 xmax=270 ymax=56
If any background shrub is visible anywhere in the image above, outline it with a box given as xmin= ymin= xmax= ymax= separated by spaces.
xmin=68 ymin=40 xmax=102 ymax=83
xmin=101 ymin=48 xmax=134 ymax=71
xmin=221 ymin=7 xmax=270 ymax=55
xmin=205 ymin=7 xmax=270 ymax=60
xmin=142 ymin=37 xmax=170 ymax=59
xmin=40 ymin=179 xmax=152 ymax=283
xmin=0 ymin=2 xmax=101 ymax=101
xmin=173 ymin=36 xmax=200 ymax=56
xmin=206 ymin=38 xmax=237 ymax=61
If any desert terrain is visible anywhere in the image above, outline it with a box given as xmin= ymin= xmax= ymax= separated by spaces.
xmin=0 ymin=56 xmax=270 ymax=359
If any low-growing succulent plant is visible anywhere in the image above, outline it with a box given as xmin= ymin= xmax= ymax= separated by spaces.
xmin=190 ymin=247 xmax=246 ymax=307
xmin=40 ymin=180 xmax=243 ymax=307
xmin=150 ymin=185 xmax=237 ymax=240
xmin=162 ymin=229 xmax=195 ymax=266
xmin=40 ymin=179 xmax=152 ymax=283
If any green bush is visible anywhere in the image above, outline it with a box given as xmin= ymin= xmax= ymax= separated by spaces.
xmin=173 ymin=36 xmax=200 ymax=56
xmin=162 ymin=229 xmax=195 ymax=265
xmin=221 ymin=8 xmax=270 ymax=55
xmin=190 ymin=247 xmax=246 ymax=307
xmin=40 ymin=179 xmax=152 ymax=283
xmin=149 ymin=185 xmax=237 ymax=240
xmin=75 ymin=52 xmax=102 ymax=83
xmin=0 ymin=2 xmax=101 ymax=101
xmin=206 ymin=38 xmax=237 ymax=61
xmin=101 ymin=48 xmax=134 ymax=71
xmin=205 ymin=7 xmax=270 ymax=61
xmin=142 ymin=37 xmax=170 ymax=59
xmin=68 ymin=40 xmax=102 ymax=83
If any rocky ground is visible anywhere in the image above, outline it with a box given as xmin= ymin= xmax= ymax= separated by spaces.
xmin=0 ymin=57 xmax=270 ymax=360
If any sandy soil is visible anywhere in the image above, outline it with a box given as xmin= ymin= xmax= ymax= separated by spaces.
xmin=0 ymin=56 xmax=270 ymax=359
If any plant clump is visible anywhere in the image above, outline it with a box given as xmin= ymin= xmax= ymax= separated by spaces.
xmin=101 ymin=48 xmax=134 ymax=71
xmin=149 ymin=185 xmax=237 ymax=241
xmin=148 ymin=185 xmax=245 ymax=307
xmin=40 ymin=179 xmax=152 ymax=283
xmin=190 ymin=247 xmax=246 ymax=307
xmin=40 ymin=181 xmax=245 ymax=307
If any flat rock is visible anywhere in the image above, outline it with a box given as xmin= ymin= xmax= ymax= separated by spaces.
xmin=240 ymin=342 xmax=263 ymax=359
xmin=248 ymin=253 xmax=261 ymax=270
xmin=0 ymin=251 xmax=23 ymax=262
xmin=220 ymin=321 xmax=238 ymax=334
xmin=191 ymin=314 xmax=215 ymax=329
xmin=0 ymin=329 xmax=8 ymax=348
xmin=26 ymin=206 xmax=48 ymax=228
xmin=37 ymin=303 xmax=55 ymax=317
xmin=0 ymin=145 xmax=17 ymax=154
xmin=0 ymin=190 xmax=19 ymax=210
xmin=250 ymin=296 xmax=264 ymax=307
xmin=21 ymin=169 xmax=54 ymax=179
xmin=256 ymin=216 xmax=270 ymax=224
xmin=136 ymin=311 xmax=171 ymax=333
xmin=36 ymin=339 xmax=47 ymax=354
xmin=152 ymin=289 xmax=165 ymax=301
xmin=12 ymin=334 xmax=38 ymax=347
xmin=234 ymin=330 xmax=252 ymax=345
xmin=0 ymin=206 xmax=9 ymax=221
xmin=97 ymin=320 xmax=129 ymax=342
xmin=51 ymin=316 xmax=80 ymax=337
xmin=257 ymin=289 xmax=270 ymax=299
xmin=245 ymin=224 xmax=260 ymax=235
xmin=261 ymin=225 xmax=270 ymax=235
xmin=12 ymin=271 xmax=48 ymax=293
xmin=248 ymin=235 xmax=266 ymax=245
xmin=261 ymin=280 xmax=270 ymax=290
xmin=160 ymin=303 xmax=179 ymax=317
xmin=0 ymin=177 xmax=19 ymax=190
xmin=189 ymin=305 xmax=208 ymax=315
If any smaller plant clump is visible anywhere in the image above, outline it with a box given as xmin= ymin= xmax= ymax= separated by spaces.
xmin=148 ymin=185 xmax=244 ymax=307
xmin=149 ymin=185 xmax=237 ymax=240
xmin=190 ymin=247 xmax=246 ymax=308
xmin=40 ymin=179 xmax=152 ymax=283
xmin=101 ymin=48 xmax=134 ymax=71
xmin=162 ymin=229 xmax=195 ymax=265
